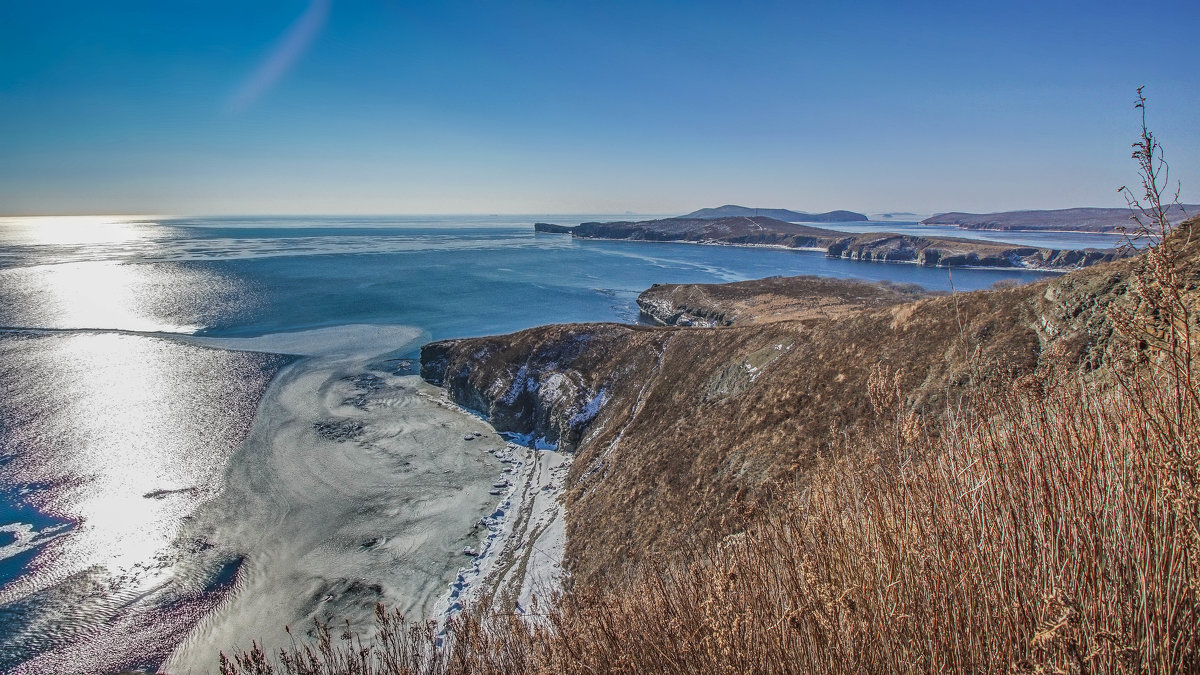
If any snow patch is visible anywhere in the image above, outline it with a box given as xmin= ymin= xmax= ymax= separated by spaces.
xmin=570 ymin=389 xmax=609 ymax=427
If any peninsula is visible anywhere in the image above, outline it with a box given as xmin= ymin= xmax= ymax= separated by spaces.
xmin=535 ymin=215 xmax=1129 ymax=270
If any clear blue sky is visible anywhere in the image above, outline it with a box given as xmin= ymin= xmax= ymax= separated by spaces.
xmin=2 ymin=1 xmax=1197 ymax=216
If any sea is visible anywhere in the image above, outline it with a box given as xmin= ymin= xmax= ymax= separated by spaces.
xmin=0 ymin=215 xmax=1129 ymax=673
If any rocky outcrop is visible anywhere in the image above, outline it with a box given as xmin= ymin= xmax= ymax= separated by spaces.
xmin=1023 ymin=247 xmax=1133 ymax=268
xmin=534 ymin=222 xmax=574 ymax=234
xmin=421 ymin=324 xmax=664 ymax=451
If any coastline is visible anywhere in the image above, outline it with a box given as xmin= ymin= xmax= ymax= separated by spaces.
xmin=571 ymin=235 xmax=1076 ymax=272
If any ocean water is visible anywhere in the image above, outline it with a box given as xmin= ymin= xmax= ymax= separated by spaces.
xmin=0 ymin=215 xmax=1106 ymax=672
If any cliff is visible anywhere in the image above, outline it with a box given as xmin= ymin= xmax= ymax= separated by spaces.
xmin=421 ymin=218 xmax=1199 ymax=588
xmin=420 ymin=324 xmax=663 ymax=451
xmin=681 ymin=205 xmax=868 ymax=222
xmin=923 ymin=205 xmax=1198 ymax=232
xmin=559 ymin=216 xmax=1130 ymax=270
xmin=826 ymin=232 xmax=1128 ymax=269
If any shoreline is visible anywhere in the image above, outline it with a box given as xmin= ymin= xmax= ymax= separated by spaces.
xmin=418 ymin=391 xmax=570 ymax=622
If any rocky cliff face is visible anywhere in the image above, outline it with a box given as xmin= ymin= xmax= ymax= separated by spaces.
xmin=421 ymin=324 xmax=664 ymax=451
xmin=826 ymin=233 xmax=1129 ymax=269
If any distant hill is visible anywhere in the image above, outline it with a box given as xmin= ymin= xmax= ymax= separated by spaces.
xmin=682 ymin=205 xmax=868 ymax=222
xmin=572 ymin=216 xmax=847 ymax=248
xmin=924 ymin=205 xmax=1197 ymax=233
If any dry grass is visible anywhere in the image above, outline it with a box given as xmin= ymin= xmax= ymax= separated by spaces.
xmin=638 ymin=275 xmax=931 ymax=326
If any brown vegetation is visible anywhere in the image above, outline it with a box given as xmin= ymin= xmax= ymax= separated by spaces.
xmin=637 ymin=276 xmax=930 ymax=326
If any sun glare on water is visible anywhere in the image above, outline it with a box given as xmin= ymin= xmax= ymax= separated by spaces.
xmin=0 ymin=215 xmax=164 ymax=246
xmin=0 ymin=216 xmax=211 ymax=333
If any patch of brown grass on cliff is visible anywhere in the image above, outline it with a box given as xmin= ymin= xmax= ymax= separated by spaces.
xmin=222 ymin=222 xmax=1200 ymax=675
xmin=565 ymin=274 xmax=1053 ymax=584
xmin=513 ymin=350 xmax=1197 ymax=672
xmin=640 ymin=275 xmax=930 ymax=325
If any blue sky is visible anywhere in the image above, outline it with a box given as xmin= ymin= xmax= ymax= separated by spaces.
xmin=1 ymin=1 xmax=1197 ymax=215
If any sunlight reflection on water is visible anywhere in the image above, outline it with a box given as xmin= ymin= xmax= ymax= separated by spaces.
xmin=0 ymin=332 xmax=287 ymax=671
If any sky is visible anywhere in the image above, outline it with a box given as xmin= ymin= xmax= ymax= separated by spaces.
xmin=1 ymin=0 xmax=1198 ymax=216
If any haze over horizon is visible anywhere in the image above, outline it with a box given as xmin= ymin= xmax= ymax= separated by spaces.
xmin=2 ymin=1 xmax=1198 ymax=217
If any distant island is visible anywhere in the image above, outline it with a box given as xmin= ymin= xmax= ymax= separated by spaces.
xmin=680 ymin=204 xmax=868 ymax=222
xmin=924 ymin=205 xmax=1196 ymax=232
xmin=535 ymin=215 xmax=1128 ymax=270
xmin=533 ymin=222 xmax=574 ymax=233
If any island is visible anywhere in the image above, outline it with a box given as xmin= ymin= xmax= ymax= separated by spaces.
xmin=681 ymin=204 xmax=869 ymax=222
